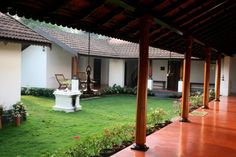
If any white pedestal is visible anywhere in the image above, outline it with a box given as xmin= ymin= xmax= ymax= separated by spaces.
xmin=53 ymin=89 xmax=82 ymax=112
xmin=178 ymin=80 xmax=183 ymax=93
xmin=148 ymin=79 xmax=153 ymax=90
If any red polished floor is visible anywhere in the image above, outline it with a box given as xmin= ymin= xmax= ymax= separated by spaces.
xmin=112 ymin=96 xmax=236 ymax=157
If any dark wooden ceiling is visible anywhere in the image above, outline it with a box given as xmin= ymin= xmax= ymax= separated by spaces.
xmin=0 ymin=0 xmax=235 ymax=59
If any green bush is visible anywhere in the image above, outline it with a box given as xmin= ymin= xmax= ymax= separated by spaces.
xmin=172 ymin=100 xmax=181 ymax=115
xmin=101 ymin=84 xmax=155 ymax=96
xmin=21 ymin=87 xmax=54 ymax=98
xmin=45 ymin=110 xmax=170 ymax=157
xmin=189 ymin=94 xmax=203 ymax=110
xmin=47 ymin=124 xmax=135 ymax=157
xmin=148 ymin=107 xmax=167 ymax=126
xmin=209 ymin=89 xmax=215 ymax=100
xmin=175 ymin=90 xmax=215 ymax=113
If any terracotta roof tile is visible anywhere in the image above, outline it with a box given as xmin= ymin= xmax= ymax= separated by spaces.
xmin=35 ymin=27 xmax=118 ymax=57
xmin=0 ymin=12 xmax=50 ymax=45
xmin=36 ymin=27 xmax=184 ymax=59
xmin=108 ymin=38 xmax=184 ymax=59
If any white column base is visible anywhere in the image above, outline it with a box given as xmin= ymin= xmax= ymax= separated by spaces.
xmin=178 ymin=80 xmax=183 ymax=93
xmin=147 ymin=79 xmax=153 ymax=90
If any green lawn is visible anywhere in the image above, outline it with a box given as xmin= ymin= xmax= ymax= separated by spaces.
xmin=0 ymin=95 xmax=176 ymax=157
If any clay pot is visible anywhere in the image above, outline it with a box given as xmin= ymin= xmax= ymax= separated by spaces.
xmin=15 ymin=116 xmax=21 ymax=127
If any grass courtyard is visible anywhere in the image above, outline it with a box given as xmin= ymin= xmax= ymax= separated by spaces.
xmin=0 ymin=95 xmax=176 ymax=157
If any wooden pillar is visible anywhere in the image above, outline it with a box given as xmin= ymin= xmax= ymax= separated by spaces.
xmin=203 ymin=48 xmax=211 ymax=109
xmin=131 ymin=15 xmax=152 ymax=151
xmin=215 ymin=54 xmax=221 ymax=101
xmin=180 ymin=37 xmax=193 ymax=122
xmin=72 ymin=56 xmax=78 ymax=78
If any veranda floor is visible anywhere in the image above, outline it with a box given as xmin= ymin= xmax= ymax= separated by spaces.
xmin=112 ymin=96 xmax=236 ymax=157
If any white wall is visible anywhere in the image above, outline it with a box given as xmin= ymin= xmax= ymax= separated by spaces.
xmin=21 ymin=45 xmax=47 ymax=88
xmin=0 ymin=42 xmax=21 ymax=109
xmin=152 ymin=60 xmax=168 ymax=87
xmin=221 ymin=56 xmax=231 ymax=96
xmin=46 ymin=44 xmax=72 ymax=88
xmin=109 ymin=59 xmax=125 ymax=87
xmin=229 ymin=56 xmax=236 ymax=94
xmin=190 ymin=60 xmax=215 ymax=84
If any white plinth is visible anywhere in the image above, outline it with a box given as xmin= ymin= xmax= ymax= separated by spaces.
xmin=178 ymin=80 xmax=183 ymax=93
xmin=53 ymin=89 xmax=82 ymax=112
xmin=148 ymin=79 xmax=153 ymax=90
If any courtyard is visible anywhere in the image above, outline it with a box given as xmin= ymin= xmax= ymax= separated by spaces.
xmin=0 ymin=95 xmax=176 ymax=157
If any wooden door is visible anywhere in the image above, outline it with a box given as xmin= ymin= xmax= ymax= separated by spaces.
xmin=167 ymin=60 xmax=181 ymax=91
xmin=93 ymin=59 xmax=101 ymax=88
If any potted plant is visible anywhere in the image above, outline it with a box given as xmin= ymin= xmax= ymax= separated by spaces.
xmin=12 ymin=103 xmax=23 ymax=127
xmin=18 ymin=102 xmax=27 ymax=121
xmin=12 ymin=102 xmax=27 ymax=123
xmin=13 ymin=111 xmax=21 ymax=127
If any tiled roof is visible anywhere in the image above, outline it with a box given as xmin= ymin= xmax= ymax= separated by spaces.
xmin=108 ymin=39 xmax=184 ymax=59
xmin=35 ymin=27 xmax=118 ymax=58
xmin=36 ymin=27 xmax=184 ymax=59
xmin=0 ymin=12 xmax=50 ymax=45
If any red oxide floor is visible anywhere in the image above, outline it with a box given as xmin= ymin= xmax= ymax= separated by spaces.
xmin=112 ymin=96 xmax=236 ymax=157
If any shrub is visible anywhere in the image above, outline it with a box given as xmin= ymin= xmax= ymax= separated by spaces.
xmin=101 ymin=84 xmax=155 ymax=96
xmin=189 ymin=94 xmax=203 ymax=110
xmin=209 ymin=89 xmax=215 ymax=100
xmin=12 ymin=102 xmax=28 ymax=120
xmin=0 ymin=105 xmax=3 ymax=116
xmin=47 ymin=124 xmax=135 ymax=157
xmin=21 ymin=87 xmax=55 ymax=98
xmin=0 ymin=102 xmax=28 ymax=128
xmin=148 ymin=108 xmax=167 ymax=126
xmin=172 ymin=100 xmax=181 ymax=116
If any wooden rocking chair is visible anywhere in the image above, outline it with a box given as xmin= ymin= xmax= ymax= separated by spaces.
xmin=77 ymin=71 xmax=95 ymax=91
xmin=55 ymin=74 xmax=71 ymax=89
xmin=77 ymin=72 xmax=87 ymax=90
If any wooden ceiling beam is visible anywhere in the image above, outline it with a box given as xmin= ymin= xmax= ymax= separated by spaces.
xmin=195 ymin=21 xmax=236 ymax=41
xmin=161 ymin=38 xmax=185 ymax=51
xmin=97 ymin=7 xmax=124 ymax=26
xmin=152 ymin=0 xmax=189 ymax=17
xmin=167 ymin=0 xmax=210 ymax=23
xmin=179 ymin=1 xmax=230 ymax=28
xmin=200 ymin=21 xmax=236 ymax=40
xmin=71 ymin=2 xmax=105 ymax=24
xmin=150 ymin=28 xmax=169 ymax=43
xmin=203 ymin=26 xmax=236 ymax=44
xmin=40 ymin=0 xmax=70 ymax=15
xmin=176 ymin=1 xmax=227 ymax=25
xmin=150 ymin=31 xmax=172 ymax=44
xmin=191 ymin=11 xmax=235 ymax=33
xmin=181 ymin=2 xmax=235 ymax=30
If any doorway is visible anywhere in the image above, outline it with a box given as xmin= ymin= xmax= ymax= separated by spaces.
xmin=167 ymin=60 xmax=181 ymax=91
xmin=93 ymin=58 xmax=101 ymax=88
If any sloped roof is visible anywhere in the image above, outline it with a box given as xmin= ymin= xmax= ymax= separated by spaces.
xmin=35 ymin=27 xmax=119 ymax=58
xmin=36 ymin=27 xmax=184 ymax=59
xmin=0 ymin=12 xmax=50 ymax=46
xmin=108 ymin=38 xmax=184 ymax=59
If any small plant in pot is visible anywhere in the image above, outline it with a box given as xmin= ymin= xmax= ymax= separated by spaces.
xmin=13 ymin=102 xmax=27 ymax=122
xmin=12 ymin=102 xmax=27 ymax=127
xmin=12 ymin=110 xmax=21 ymax=127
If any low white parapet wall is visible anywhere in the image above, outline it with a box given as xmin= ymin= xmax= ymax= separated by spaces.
xmin=53 ymin=89 xmax=82 ymax=113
